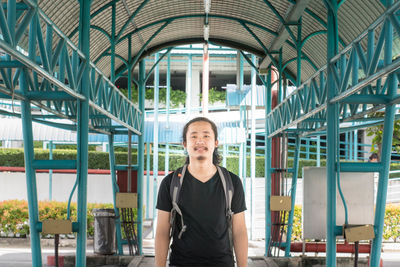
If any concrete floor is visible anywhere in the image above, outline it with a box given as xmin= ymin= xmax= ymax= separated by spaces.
xmin=1 ymin=238 xmax=400 ymax=267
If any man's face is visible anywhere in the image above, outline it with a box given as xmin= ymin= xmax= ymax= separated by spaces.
xmin=183 ymin=121 xmax=218 ymax=163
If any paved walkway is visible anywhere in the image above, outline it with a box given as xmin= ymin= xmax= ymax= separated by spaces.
xmin=1 ymin=238 xmax=400 ymax=266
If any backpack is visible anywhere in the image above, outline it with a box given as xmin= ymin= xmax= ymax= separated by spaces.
xmin=169 ymin=164 xmax=235 ymax=249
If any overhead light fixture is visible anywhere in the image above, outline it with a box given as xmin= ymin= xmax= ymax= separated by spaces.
xmin=204 ymin=0 xmax=211 ymax=14
xmin=204 ymin=24 xmax=209 ymax=41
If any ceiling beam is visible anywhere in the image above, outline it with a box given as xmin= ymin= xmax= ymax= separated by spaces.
xmin=258 ymin=0 xmax=311 ymax=70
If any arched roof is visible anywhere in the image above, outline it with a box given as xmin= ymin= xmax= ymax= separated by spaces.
xmin=35 ymin=0 xmax=385 ymax=84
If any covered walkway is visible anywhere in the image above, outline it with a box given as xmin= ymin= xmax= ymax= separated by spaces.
xmin=1 ymin=1 xmax=399 ymax=267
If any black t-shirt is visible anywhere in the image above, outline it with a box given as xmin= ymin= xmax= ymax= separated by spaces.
xmin=156 ymin=168 xmax=246 ymax=267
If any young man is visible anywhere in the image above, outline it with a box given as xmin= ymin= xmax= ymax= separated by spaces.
xmin=155 ymin=117 xmax=248 ymax=267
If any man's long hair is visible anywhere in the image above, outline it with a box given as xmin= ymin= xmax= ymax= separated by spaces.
xmin=182 ymin=117 xmax=221 ymax=165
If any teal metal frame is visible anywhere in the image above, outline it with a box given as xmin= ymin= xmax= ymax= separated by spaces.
xmin=152 ymin=53 xmax=160 ymax=236
xmin=264 ymin=1 xmax=400 ymax=266
xmin=137 ymin=60 xmax=146 ymax=254
xmin=264 ymin=69 xmax=272 ymax=256
xmin=0 ymin=0 xmax=144 ymax=264
xmin=76 ymin=1 xmax=91 ymax=265
xmin=371 ymin=0 xmax=397 ymax=265
xmin=325 ymin=1 xmax=339 ymax=265
xmin=108 ymin=134 xmax=124 ymax=255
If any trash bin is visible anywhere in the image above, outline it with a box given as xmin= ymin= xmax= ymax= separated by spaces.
xmin=92 ymin=209 xmax=116 ymax=255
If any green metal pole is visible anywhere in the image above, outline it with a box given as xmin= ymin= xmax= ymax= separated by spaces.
xmin=110 ymin=3 xmax=115 ymax=83
xmin=238 ymin=51 xmax=244 ymax=184
xmin=76 ymin=1 xmax=91 ymax=265
xmin=284 ymin=135 xmax=301 ymax=256
xmin=108 ymin=10 xmax=125 ymax=254
xmin=137 ymin=60 xmax=146 ymax=254
xmin=241 ymin=106 xmax=247 ymax=192
xmin=21 ymin=2 xmax=42 ymax=265
xmin=352 ymin=45 xmax=359 ymax=162
xmin=278 ymin=48 xmax=283 ymax=103
xmin=370 ymin=1 xmax=396 ymax=265
xmin=127 ymin=35 xmax=133 ymax=195
xmin=49 ymin=141 xmax=53 ymax=201
xmin=128 ymin=35 xmax=132 ymax=101
xmin=297 ymin=18 xmax=302 ymax=88
xmin=21 ymin=69 xmax=42 ymax=267
xmin=165 ymin=52 xmax=171 ymax=175
xmin=353 ymin=130 xmax=358 ymax=161
xmin=317 ymin=136 xmax=321 ymax=167
xmin=265 ymin=69 xmax=272 ymax=256
xmin=250 ymin=54 xmax=257 ymax=240
xmin=153 ymin=53 xmax=160 ymax=237
xmin=6 ymin=0 xmax=15 ymax=80
xmin=108 ymin=135 xmax=124 ymax=254
xmin=326 ymin=0 xmax=339 ymax=266
xmin=284 ymin=18 xmax=303 ymax=256
xmin=186 ymin=54 xmax=192 ymax=115
xmin=146 ymin=142 xmax=151 ymax=219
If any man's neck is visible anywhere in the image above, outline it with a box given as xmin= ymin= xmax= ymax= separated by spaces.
xmin=187 ymin=160 xmax=217 ymax=182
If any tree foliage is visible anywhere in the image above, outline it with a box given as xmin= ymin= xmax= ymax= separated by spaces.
xmin=119 ymin=84 xmax=186 ymax=108
xmin=366 ymin=112 xmax=400 ymax=157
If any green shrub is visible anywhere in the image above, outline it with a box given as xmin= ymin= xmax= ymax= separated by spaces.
xmin=1 ymin=201 xmax=399 ymax=242
xmin=1 ymin=148 xmax=399 ymax=179
xmin=0 ymin=200 xmax=115 ymax=237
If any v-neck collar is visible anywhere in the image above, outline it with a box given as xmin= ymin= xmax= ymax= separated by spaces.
xmin=187 ymin=169 xmax=218 ymax=184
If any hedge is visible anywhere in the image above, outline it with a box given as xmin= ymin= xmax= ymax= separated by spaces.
xmin=0 ymin=200 xmax=114 ymax=237
xmin=1 ymin=200 xmax=399 ymax=242
xmin=1 ymin=148 xmax=400 ymax=178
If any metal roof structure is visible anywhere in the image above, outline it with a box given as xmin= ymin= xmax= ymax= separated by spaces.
xmin=28 ymin=0 xmax=385 ymax=84
xmin=0 ymin=115 xmax=247 ymax=144
xmin=1 ymin=1 xmax=399 ymax=267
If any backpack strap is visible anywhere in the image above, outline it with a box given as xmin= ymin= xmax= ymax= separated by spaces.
xmin=217 ymin=166 xmax=234 ymax=250
xmin=169 ymin=164 xmax=188 ymax=239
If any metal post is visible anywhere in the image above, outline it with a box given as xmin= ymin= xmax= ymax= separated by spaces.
xmin=326 ymin=0 xmax=339 ymax=265
xmin=297 ymin=18 xmax=302 ymax=88
xmin=127 ymin=36 xmax=133 ymax=192
xmin=250 ymin=54 xmax=257 ymax=240
xmin=110 ymin=3 xmax=115 ymax=83
xmin=108 ymin=135 xmax=124 ymax=254
xmin=317 ymin=136 xmax=321 ymax=167
xmin=76 ymin=1 xmax=91 ymax=265
xmin=137 ymin=60 xmax=146 ymax=254
xmin=186 ymin=54 xmax=192 ymax=115
xmin=265 ymin=69 xmax=272 ymax=256
xmin=285 ymin=135 xmax=301 ymax=256
xmin=165 ymin=52 xmax=171 ymax=175
xmin=153 ymin=53 xmax=160 ymax=235
xmin=352 ymin=47 xmax=359 ymax=162
xmin=49 ymin=141 xmax=53 ymax=201
xmin=353 ymin=130 xmax=358 ymax=161
xmin=21 ymin=1 xmax=41 ymax=266
xmin=146 ymin=142 xmax=151 ymax=219
xmin=345 ymin=132 xmax=349 ymax=160
xmin=21 ymin=70 xmax=42 ymax=266
xmin=6 ymin=0 xmax=15 ymax=80
xmin=370 ymin=1 xmax=397 ymax=265
xmin=202 ymin=43 xmax=209 ymax=115
xmin=278 ymin=49 xmax=283 ymax=103
xmin=223 ymin=144 xmax=227 ymax=168
xmin=238 ymin=51 xmax=244 ymax=183
xmin=241 ymin=106 xmax=247 ymax=193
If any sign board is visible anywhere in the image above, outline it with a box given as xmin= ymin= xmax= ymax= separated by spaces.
xmin=303 ymin=167 xmax=374 ymax=239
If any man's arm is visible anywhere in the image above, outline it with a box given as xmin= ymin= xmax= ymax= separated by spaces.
xmin=232 ymin=211 xmax=248 ymax=267
xmin=155 ymin=210 xmax=171 ymax=267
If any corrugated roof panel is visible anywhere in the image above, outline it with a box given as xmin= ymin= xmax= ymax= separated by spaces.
xmin=14 ymin=0 xmax=390 ymax=85
xmin=338 ymin=0 xmax=385 ymax=46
